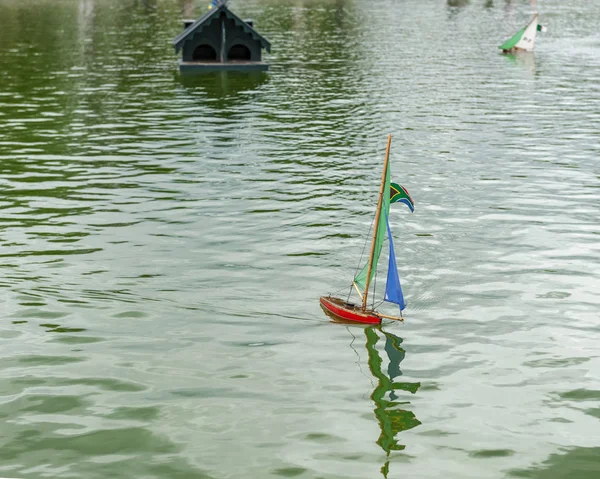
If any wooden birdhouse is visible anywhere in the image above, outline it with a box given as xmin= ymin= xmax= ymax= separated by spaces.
xmin=173 ymin=1 xmax=271 ymax=72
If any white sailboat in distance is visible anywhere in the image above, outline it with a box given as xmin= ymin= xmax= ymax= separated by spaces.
xmin=499 ymin=1 xmax=547 ymax=53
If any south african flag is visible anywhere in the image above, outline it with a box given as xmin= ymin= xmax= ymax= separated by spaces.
xmin=390 ymin=183 xmax=414 ymax=212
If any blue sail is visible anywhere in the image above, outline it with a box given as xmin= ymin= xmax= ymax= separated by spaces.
xmin=384 ymin=215 xmax=406 ymax=310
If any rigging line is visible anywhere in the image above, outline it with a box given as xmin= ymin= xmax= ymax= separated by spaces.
xmin=353 ymin=207 xmax=377 ymax=278
xmin=331 ymin=285 xmax=349 ymax=299
xmin=347 ymin=327 xmax=375 ymax=389
xmin=372 ymin=230 xmax=391 ymax=309
xmin=372 ymin=264 xmax=378 ymax=309
xmin=346 ymin=284 xmax=353 ymax=303
xmin=348 ymin=208 xmax=377 ymax=302
xmin=371 ymin=233 xmax=387 ymax=309
xmin=348 ymin=207 xmax=378 ymax=303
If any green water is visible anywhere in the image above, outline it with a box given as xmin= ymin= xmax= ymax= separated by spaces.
xmin=1 ymin=0 xmax=599 ymax=477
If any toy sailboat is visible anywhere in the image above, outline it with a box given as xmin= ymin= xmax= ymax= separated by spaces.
xmin=320 ymin=135 xmax=414 ymax=325
xmin=500 ymin=9 xmax=546 ymax=54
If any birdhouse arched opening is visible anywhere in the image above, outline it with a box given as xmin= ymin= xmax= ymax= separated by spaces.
xmin=193 ymin=44 xmax=218 ymax=61
xmin=228 ymin=44 xmax=251 ymax=61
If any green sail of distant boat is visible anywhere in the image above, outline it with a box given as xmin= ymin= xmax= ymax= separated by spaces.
xmin=499 ymin=13 xmax=540 ymax=52
xmin=499 ymin=25 xmax=528 ymax=51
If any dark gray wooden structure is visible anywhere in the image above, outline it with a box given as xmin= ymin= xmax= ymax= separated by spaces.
xmin=173 ymin=2 xmax=271 ymax=72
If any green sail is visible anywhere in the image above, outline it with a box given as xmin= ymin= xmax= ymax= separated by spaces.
xmin=354 ymin=161 xmax=391 ymax=291
xmin=499 ymin=25 xmax=526 ymax=51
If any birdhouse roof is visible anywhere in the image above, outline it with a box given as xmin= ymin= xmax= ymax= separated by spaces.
xmin=173 ymin=4 xmax=271 ymax=53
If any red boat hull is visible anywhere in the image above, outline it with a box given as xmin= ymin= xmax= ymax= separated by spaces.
xmin=319 ymin=296 xmax=382 ymax=325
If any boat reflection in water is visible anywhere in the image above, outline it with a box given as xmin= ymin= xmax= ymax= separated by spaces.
xmin=352 ymin=326 xmax=421 ymax=478
xmin=503 ymin=52 xmax=537 ymax=77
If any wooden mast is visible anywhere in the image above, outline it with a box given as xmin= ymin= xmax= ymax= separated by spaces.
xmin=361 ymin=134 xmax=392 ymax=311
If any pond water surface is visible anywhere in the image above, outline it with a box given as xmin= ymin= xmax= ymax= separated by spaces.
xmin=0 ymin=0 xmax=599 ymax=478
